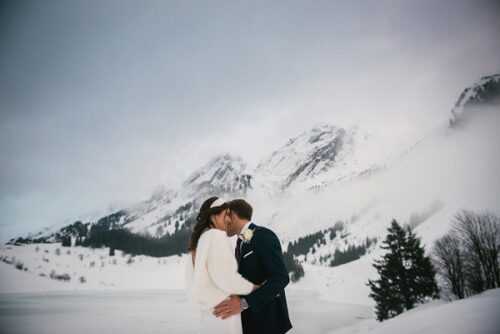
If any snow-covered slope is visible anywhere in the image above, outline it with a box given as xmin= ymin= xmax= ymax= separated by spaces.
xmin=333 ymin=288 xmax=500 ymax=334
xmin=255 ymin=103 xmax=500 ymax=259
xmin=0 ymin=243 xmax=186 ymax=293
xmin=254 ymin=123 xmax=416 ymax=194
xmin=256 ymin=124 xmax=355 ymax=190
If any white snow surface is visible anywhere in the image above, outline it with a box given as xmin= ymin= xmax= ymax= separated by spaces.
xmin=0 ymin=243 xmax=185 ymax=293
xmin=332 ymin=288 xmax=500 ymax=334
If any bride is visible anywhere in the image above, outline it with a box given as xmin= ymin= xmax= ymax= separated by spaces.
xmin=185 ymin=196 xmax=259 ymax=334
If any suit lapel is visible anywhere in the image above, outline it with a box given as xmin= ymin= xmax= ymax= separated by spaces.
xmin=239 ymin=223 xmax=257 ymax=264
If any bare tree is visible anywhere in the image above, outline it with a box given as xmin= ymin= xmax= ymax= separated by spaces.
xmin=433 ymin=232 xmax=465 ymax=299
xmin=433 ymin=210 xmax=500 ymax=299
xmin=453 ymin=210 xmax=500 ymax=290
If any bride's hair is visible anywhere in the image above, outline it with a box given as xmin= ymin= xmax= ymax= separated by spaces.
xmin=188 ymin=196 xmax=227 ymax=252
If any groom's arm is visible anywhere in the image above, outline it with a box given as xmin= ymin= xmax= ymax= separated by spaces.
xmin=243 ymin=228 xmax=289 ymax=312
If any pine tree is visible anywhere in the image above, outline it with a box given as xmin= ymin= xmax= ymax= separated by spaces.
xmin=368 ymin=219 xmax=439 ymax=321
xmin=368 ymin=219 xmax=408 ymax=320
xmin=405 ymin=227 xmax=440 ymax=304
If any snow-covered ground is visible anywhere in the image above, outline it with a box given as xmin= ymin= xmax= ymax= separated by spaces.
xmin=0 ymin=241 xmax=375 ymax=307
xmin=1 ymin=282 xmax=498 ymax=334
xmin=4 ymin=243 xmax=497 ymax=334
xmin=0 ymin=242 xmax=376 ymax=333
xmin=0 ymin=289 xmax=372 ymax=334
xmin=0 ymin=243 xmax=186 ymax=293
xmin=332 ymin=288 xmax=500 ymax=334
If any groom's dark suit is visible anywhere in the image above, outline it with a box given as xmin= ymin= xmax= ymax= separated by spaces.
xmin=236 ymin=223 xmax=292 ymax=334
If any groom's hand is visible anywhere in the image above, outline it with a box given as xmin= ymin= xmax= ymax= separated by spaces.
xmin=213 ymin=295 xmax=241 ymax=319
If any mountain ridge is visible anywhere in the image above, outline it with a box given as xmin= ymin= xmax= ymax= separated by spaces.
xmin=5 ymin=74 xmax=500 ymax=289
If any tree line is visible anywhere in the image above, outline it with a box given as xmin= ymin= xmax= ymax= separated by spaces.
xmin=368 ymin=210 xmax=500 ymax=322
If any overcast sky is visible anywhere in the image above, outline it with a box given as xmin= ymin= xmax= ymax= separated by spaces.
xmin=1 ymin=0 xmax=499 ymax=242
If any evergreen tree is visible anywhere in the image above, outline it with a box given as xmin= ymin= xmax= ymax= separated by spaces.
xmin=283 ymin=251 xmax=305 ymax=282
xmin=368 ymin=219 xmax=439 ymax=321
xmin=61 ymin=235 xmax=71 ymax=247
xmin=405 ymin=227 xmax=440 ymax=303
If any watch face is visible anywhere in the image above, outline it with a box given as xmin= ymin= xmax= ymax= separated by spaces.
xmin=240 ymin=298 xmax=249 ymax=310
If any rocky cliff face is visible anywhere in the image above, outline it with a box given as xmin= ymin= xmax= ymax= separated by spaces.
xmin=450 ymin=74 xmax=500 ymax=126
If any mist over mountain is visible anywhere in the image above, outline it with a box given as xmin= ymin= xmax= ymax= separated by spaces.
xmin=7 ymin=75 xmax=499 ymax=268
xmin=0 ymin=72 xmax=499 ymax=322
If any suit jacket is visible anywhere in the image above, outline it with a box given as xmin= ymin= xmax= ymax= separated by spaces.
xmin=237 ymin=223 xmax=292 ymax=334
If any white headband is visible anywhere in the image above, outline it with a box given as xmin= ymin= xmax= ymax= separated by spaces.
xmin=210 ymin=198 xmax=226 ymax=208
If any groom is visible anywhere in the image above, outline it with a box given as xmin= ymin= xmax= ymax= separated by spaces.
xmin=213 ymin=199 xmax=292 ymax=334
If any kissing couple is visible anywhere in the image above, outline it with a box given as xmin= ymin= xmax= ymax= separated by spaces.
xmin=185 ymin=197 xmax=292 ymax=334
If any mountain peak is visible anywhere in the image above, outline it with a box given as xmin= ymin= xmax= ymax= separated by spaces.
xmin=450 ymin=74 xmax=500 ymax=126
xmin=257 ymin=124 xmax=350 ymax=189
xmin=182 ymin=153 xmax=250 ymax=195
xmin=307 ymin=124 xmax=342 ymax=143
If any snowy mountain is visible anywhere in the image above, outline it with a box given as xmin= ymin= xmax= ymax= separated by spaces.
xmin=183 ymin=154 xmax=251 ymax=195
xmin=122 ymin=153 xmax=251 ymax=237
xmin=11 ymin=153 xmax=250 ymax=249
xmin=254 ymin=123 xmax=415 ymax=194
xmin=256 ymin=124 xmax=354 ymax=190
xmin=450 ymin=73 xmax=500 ymax=126
xmin=2 ymin=74 xmax=500 ymax=302
xmin=9 ymin=121 xmax=406 ymax=251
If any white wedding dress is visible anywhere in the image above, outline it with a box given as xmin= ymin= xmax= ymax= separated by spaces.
xmin=185 ymin=228 xmax=254 ymax=334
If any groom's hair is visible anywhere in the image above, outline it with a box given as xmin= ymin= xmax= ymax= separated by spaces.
xmin=227 ymin=199 xmax=253 ymax=221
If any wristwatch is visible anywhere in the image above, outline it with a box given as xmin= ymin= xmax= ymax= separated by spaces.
xmin=240 ymin=297 xmax=249 ymax=311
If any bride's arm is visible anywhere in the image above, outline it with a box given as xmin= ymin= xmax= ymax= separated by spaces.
xmin=207 ymin=230 xmax=255 ymax=295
